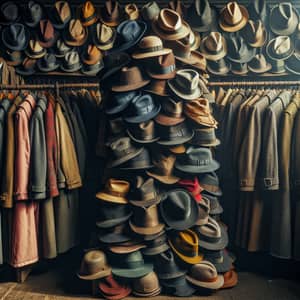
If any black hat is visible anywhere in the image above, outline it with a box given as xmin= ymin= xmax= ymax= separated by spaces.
xmin=2 ymin=24 xmax=29 ymax=51
xmin=0 ymin=1 xmax=20 ymax=25
xmin=227 ymin=35 xmax=256 ymax=63
xmin=37 ymin=53 xmax=59 ymax=72
xmin=198 ymin=172 xmax=222 ymax=196
xmin=98 ymin=224 xmax=132 ymax=244
xmin=23 ymin=1 xmax=44 ymax=28
xmin=119 ymin=148 xmax=153 ymax=170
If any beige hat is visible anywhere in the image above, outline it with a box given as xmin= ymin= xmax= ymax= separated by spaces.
xmin=200 ymin=32 xmax=227 ymax=61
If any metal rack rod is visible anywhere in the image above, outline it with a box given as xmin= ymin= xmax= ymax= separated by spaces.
xmin=207 ymin=80 xmax=300 ymax=87
xmin=0 ymin=82 xmax=100 ymax=89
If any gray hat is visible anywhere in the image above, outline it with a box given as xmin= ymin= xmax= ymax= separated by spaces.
xmin=141 ymin=1 xmax=160 ymax=22
xmin=60 ymin=51 xmax=82 ymax=72
xmin=53 ymin=39 xmax=73 ymax=58
xmin=2 ymin=23 xmax=29 ymax=51
xmin=37 ymin=53 xmax=59 ymax=72
xmin=227 ymin=36 xmax=256 ymax=63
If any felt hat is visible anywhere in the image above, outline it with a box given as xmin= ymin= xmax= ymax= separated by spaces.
xmin=81 ymin=44 xmax=103 ymax=65
xmin=60 ymin=51 xmax=82 ymax=72
xmin=222 ymin=269 xmax=238 ymax=289
xmin=219 ymin=1 xmax=249 ymax=32
xmin=168 ymin=144 xmax=186 ymax=155
xmin=204 ymin=250 xmax=233 ymax=273
xmin=99 ymin=0 xmax=121 ymax=27
xmin=2 ymin=24 xmax=29 ymax=51
xmin=125 ymin=3 xmax=139 ymax=21
xmin=198 ymin=172 xmax=222 ymax=196
xmin=141 ymin=1 xmax=160 ymax=22
xmin=63 ymin=19 xmax=88 ymax=47
xmin=106 ymin=91 xmax=139 ymax=115
xmin=199 ymin=32 xmax=227 ymax=61
xmin=98 ymin=224 xmax=131 ymax=244
xmin=25 ymin=39 xmax=46 ymax=59
xmin=285 ymin=53 xmax=300 ymax=75
xmin=93 ymin=23 xmax=116 ymax=51
xmin=132 ymin=271 xmax=161 ymax=297
xmin=231 ymin=61 xmax=248 ymax=75
xmin=242 ymin=20 xmax=267 ymax=48
xmin=190 ymin=127 xmax=221 ymax=147
xmin=82 ymin=61 xmax=104 ymax=76
xmin=207 ymin=58 xmax=230 ymax=76
xmin=127 ymin=120 xmax=159 ymax=144
xmin=202 ymin=193 xmax=223 ymax=215
xmin=36 ymin=19 xmax=58 ymax=48
xmin=227 ymin=35 xmax=256 ymax=63
xmin=80 ymin=1 xmax=98 ymax=27
xmin=50 ymin=1 xmax=71 ymax=29
xmin=248 ymin=54 xmax=272 ymax=74
xmin=23 ymin=1 xmax=44 ymax=28
xmin=108 ymin=241 xmax=146 ymax=255
xmin=16 ymin=57 xmax=37 ymax=75
xmin=168 ymin=229 xmax=203 ymax=264
xmin=196 ymin=197 xmax=211 ymax=226
xmin=77 ymin=250 xmax=111 ymax=280
xmin=53 ymin=39 xmax=73 ymax=58
xmin=177 ymin=177 xmax=203 ymax=203
xmin=142 ymin=233 xmax=170 ymax=256
xmin=37 ymin=53 xmax=59 ymax=72
xmin=266 ymin=36 xmax=294 ymax=61
xmin=119 ymin=147 xmax=153 ymax=170
xmin=161 ymin=275 xmax=196 ymax=297
xmin=144 ymin=79 xmax=169 ymax=97
xmin=0 ymin=1 xmax=20 ymax=25
xmin=3 ymin=50 xmax=24 ymax=66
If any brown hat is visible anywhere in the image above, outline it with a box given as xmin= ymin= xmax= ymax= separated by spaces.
xmin=125 ymin=3 xmax=139 ymax=20
xmin=248 ymin=54 xmax=271 ymax=74
xmin=133 ymin=271 xmax=161 ymax=297
xmin=63 ymin=19 xmax=88 ymax=46
xmin=146 ymin=53 xmax=176 ymax=80
xmin=81 ymin=44 xmax=103 ymax=65
xmin=80 ymin=1 xmax=98 ymax=27
xmin=99 ymin=275 xmax=132 ymax=300
xmin=96 ymin=178 xmax=130 ymax=204
xmin=25 ymin=39 xmax=46 ymax=59
xmin=127 ymin=120 xmax=159 ymax=144
xmin=111 ymin=66 xmax=150 ymax=92
xmin=146 ymin=154 xmax=179 ymax=184
xmin=36 ymin=19 xmax=58 ymax=48
xmin=51 ymin=1 xmax=71 ymax=29
xmin=93 ymin=23 xmax=116 ymax=51
xmin=144 ymin=79 xmax=169 ymax=97
xmin=199 ymin=32 xmax=227 ymax=61
xmin=242 ymin=20 xmax=267 ymax=48
xmin=152 ymin=8 xmax=190 ymax=41
xmin=77 ymin=250 xmax=111 ymax=280
xmin=100 ymin=0 xmax=121 ymax=27
xmin=219 ymin=1 xmax=249 ymax=32
xmin=109 ymin=242 xmax=146 ymax=254
xmin=222 ymin=269 xmax=238 ymax=289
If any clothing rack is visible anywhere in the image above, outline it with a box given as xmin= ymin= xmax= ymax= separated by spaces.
xmin=0 ymin=82 xmax=100 ymax=89
xmin=207 ymin=80 xmax=300 ymax=87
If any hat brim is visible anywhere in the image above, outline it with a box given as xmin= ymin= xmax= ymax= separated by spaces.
xmin=152 ymin=20 xmax=191 ymax=41
xmin=169 ymin=145 xmax=186 ymax=154
xmin=142 ymin=243 xmax=170 ymax=256
xmin=81 ymin=65 xmax=104 ymax=76
xmin=112 ymin=264 xmax=153 ymax=279
xmin=207 ymin=65 xmax=229 ymax=76
xmin=127 ymin=129 xmax=160 ymax=144
xmin=231 ymin=68 xmax=248 ymax=75
xmin=146 ymin=68 xmax=176 ymax=80
xmin=144 ymin=86 xmax=169 ymax=97
xmin=146 ymin=171 xmax=180 ymax=185
xmin=96 ymin=213 xmax=132 ymax=228
xmin=222 ymin=270 xmax=238 ymax=289
xmin=100 ymin=56 xmax=131 ymax=81
xmin=285 ymin=64 xmax=300 ymax=75
xmin=155 ymin=114 xmax=185 ymax=126
xmin=109 ymin=244 xmax=146 ymax=254
xmin=205 ymin=251 xmax=233 ymax=273
xmin=129 ymin=220 xmax=165 ymax=235
xmin=99 ymin=15 xmax=121 ymax=27
xmin=98 ymin=233 xmax=131 ymax=244
xmin=219 ymin=5 xmax=249 ymax=32
xmin=186 ymin=274 xmax=224 ymax=290
xmin=123 ymin=103 xmax=161 ymax=123
xmin=16 ymin=67 xmax=36 ymax=76
xmin=111 ymin=79 xmax=151 ymax=92
xmin=247 ymin=30 xmax=268 ymax=48
xmin=175 ymin=51 xmax=203 ymax=66
xmin=163 ymin=282 xmax=196 ymax=297
xmin=157 ymin=131 xmax=194 ymax=146
xmin=81 ymin=15 xmax=98 ymax=27
xmin=198 ymin=226 xmax=229 ymax=251
xmin=119 ymin=163 xmax=154 ymax=171
xmin=158 ymin=269 xmax=186 ymax=280
xmin=77 ymin=267 xmax=111 ymax=280
xmin=200 ymin=184 xmax=222 ymax=197
xmin=25 ymin=49 xmax=47 ymax=59
xmin=2 ymin=26 xmax=30 ymax=51
xmin=189 ymin=138 xmax=221 ymax=147
xmin=60 ymin=63 xmax=82 ymax=73
xmin=133 ymin=287 xmax=161 ymax=297
xmin=132 ymin=48 xmax=172 ymax=60
xmin=106 ymin=101 xmax=132 ymax=115
xmin=96 ymin=192 xmax=127 ymax=204
xmin=175 ymin=160 xmax=220 ymax=174
xmin=248 ymin=63 xmax=272 ymax=74
xmin=99 ymin=287 xmax=132 ymax=300
xmin=130 ymin=196 xmax=161 ymax=207
xmin=169 ymin=240 xmax=203 ymax=264
xmin=107 ymin=147 xmax=144 ymax=168
xmin=37 ymin=61 xmax=60 ymax=73
xmin=199 ymin=36 xmax=227 ymax=61
xmin=167 ymin=79 xmax=202 ymax=101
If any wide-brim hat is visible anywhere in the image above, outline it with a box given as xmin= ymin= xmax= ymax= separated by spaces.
xmin=175 ymin=157 xmax=220 ymax=174
xmin=190 ymin=8 xmax=218 ymax=33
xmin=96 ymin=212 xmax=132 ymax=229
xmin=133 ymin=47 xmax=172 ymax=60
xmin=63 ymin=25 xmax=88 ymax=47
xmin=207 ymin=61 xmax=230 ymax=76
xmin=142 ymin=243 xmax=169 ymax=256
xmin=227 ymin=47 xmax=256 ymax=64
xmin=2 ymin=24 xmax=30 ymax=51
xmin=111 ymin=79 xmax=150 ymax=93
xmin=266 ymin=38 xmax=294 ymax=61
xmin=98 ymin=232 xmax=131 ymax=244
xmin=152 ymin=20 xmax=191 ymax=41
xmin=248 ymin=62 xmax=271 ymax=74
xmin=112 ymin=264 xmax=153 ymax=279
xmin=124 ymin=102 xmax=161 ymax=124
xmin=109 ymin=243 xmax=146 ymax=254
xmin=231 ymin=62 xmax=248 ymax=75
xmin=96 ymin=190 xmax=127 ymax=204
xmin=204 ymin=250 xmax=233 ymax=273
xmin=77 ymin=268 xmax=111 ymax=280
xmin=199 ymin=35 xmax=227 ymax=61
xmin=107 ymin=146 xmax=144 ymax=168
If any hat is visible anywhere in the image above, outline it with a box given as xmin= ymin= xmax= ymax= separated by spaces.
xmin=155 ymin=98 xmax=185 ymax=126
xmin=242 ymin=20 xmax=267 ymax=48
xmin=227 ymin=36 xmax=256 ymax=63
xmin=178 ymin=30 xmax=201 ymax=52
xmin=23 ymin=1 xmax=43 ymax=28
xmin=177 ymin=177 xmax=203 ymax=203
xmin=127 ymin=120 xmax=159 ymax=144
xmin=199 ymin=32 xmax=227 ymax=61
xmin=222 ymin=269 xmax=238 ymax=289
xmin=152 ymin=8 xmax=190 ymax=41
xmin=198 ymin=172 xmax=222 ymax=196
xmin=266 ymin=36 xmax=294 ymax=61
xmin=133 ymin=271 xmax=161 ymax=297
xmin=60 ymin=51 xmax=82 ymax=72
xmin=108 ymin=242 xmax=146 ymax=255
xmin=106 ymin=91 xmax=138 ymax=115
xmin=124 ymin=94 xmax=161 ymax=123
xmin=99 ymin=275 xmax=132 ymax=300
xmin=82 ymin=61 xmax=104 ymax=76
xmin=53 ymin=39 xmax=73 ymax=58
xmin=187 ymin=0 xmax=217 ymax=32
xmin=142 ymin=233 xmax=169 ymax=256
xmin=146 ymin=154 xmax=180 ymax=184
xmin=130 ymin=204 xmax=164 ymax=235
xmin=93 ymin=23 xmax=116 ymax=51
xmin=248 ymin=0 xmax=268 ymax=24
xmin=37 ymin=53 xmax=59 ymax=72
xmin=77 ymin=250 xmax=111 ymax=280
xmin=2 ymin=24 xmax=29 ymax=51
xmin=25 ymin=39 xmax=46 ymax=59
xmin=248 ymin=54 xmax=271 ymax=74
xmin=196 ymin=197 xmax=211 ymax=226
xmin=160 ymin=189 xmax=199 ymax=230
xmin=16 ymin=58 xmax=37 ymax=75
xmin=51 ymin=1 xmax=71 ymax=29
xmin=230 ymin=61 xmax=248 ymax=75
xmin=98 ymin=224 xmax=131 ymax=244
xmin=168 ymin=144 xmax=186 ymax=154
xmin=36 ymin=20 xmax=58 ymax=48
xmin=106 ymin=137 xmax=143 ymax=168
xmin=270 ymin=3 xmax=299 ymax=36
xmin=125 ymin=4 xmax=139 ymax=21
xmin=219 ymin=1 xmax=249 ymax=32
xmin=141 ymin=1 xmax=160 ymax=22
xmin=168 ymin=229 xmax=203 ymax=264
xmin=186 ymin=261 xmax=224 ymax=289
xmin=202 ymin=193 xmax=223 ymax=215
xmin=3 ymin=50 xmax=24 ymax=66
xmin=154 ymin=249 xmax=186 ymax=279
xmin=156 ymin=121 xmax=194 ymax=146
xmin=80 ymin=1 xmax=98 ymax=27
xmin=207 ymin=58 xmax=230 ymax=75
xmin=286 ymin=53 xmax=300 ymax=75
xmin=99 ymin=0 xmax=121 ymax=27
xmin=63 ymin=19 xmax=88 ymax=46
xmin=168 ymin=0 xmax=187 ymax=17
xmin=119 ymin=147 xmax=153 ymax=170
xmin=144 ymin=79 xmax=169 ymax=97
xmin=81 ymin=45 xmax=103 ymax=65
xmin=0 ymin=1 xmax=20 ymax=25
xmin=96 ymin=203 xmax=132 ymax=228
xmin=190 ymin=127 xmax=220 ymax=147
xmin=167 ymin=69 xmax=203 ymax=101
xmin=204 ymin=250 xmax=232 ymax=273
xmin=110 ymin=250 xmax=153 ymax=279
xmin=269 ymin=58 xmax=285 ymax=74
xmin=133 ymin=35 xmax=171 ymax=59
xmin=161 ymin=275 xmax=196 ymax=297
xmin=111 ymin=66 xmax=150 ymax=92
xmin=175 ymin=147 xmax=220 ymax=174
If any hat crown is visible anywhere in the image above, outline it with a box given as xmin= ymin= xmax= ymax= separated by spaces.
xmin=274 ymin=36 xmax=291 ymax=55
xmin=199 ymin=172 xmax=219 ymax=186
xmin=153 ymin=154 xmax=176 ymax=176
xmin=64 ymin=51 xmax=80 ymax=64
xmin=172 ymin=229 xmax=198 ymax=254
xmin=82 ymin=1 xmax=95 ymax=17
xmin=133 ymin=271 xmax=160 ymax=293
xmin=185 ymin=146 xmax=213 ymax=166
xmin=56 ymin=39 xmax=71 ymax=52
xmin=22 ymin=58 xmax=36 ymax=69
xmin=141 ymin=1 xmax=160 ymax=21
xmin=224 ymin=1 xmax=243 ymax=25
xmin=175 ymin=69 xmax=199 ymax=92
xmin=29 ymin=39 xmax=43 ymax=52
xmin=28 ymin=1 xmax=41 ymax=16
xmin=244 ymin=20 xmax=264 ymax=43
xmin=162 ymin=98 xmax=183 ymax=117
xmin=97 ymin=23 xmax=114 ymax=43
xmin=189 ymin=261 xmax=217 ymax=281
xmin=137 ymin=120 xmax=155 ymax=136
xmin=105 ymin=178 xmax=130 ymax=196
xmin=55 ymin=1 xmax=70 ymax=23
xmin=138 ymin=35 xmax=163 ymax=50
xmin=125 ymin=3 xmax=138 ymax=20
xmin=253 ymin=0 xmax=266 ymax=15
xmin=119 ymin=66 xmax=145 ymax=85
xmin=1 ymin=1 xmax=18 ymax=21
xmin=41 ymin=53 xmax=57 ymax=66
xmin=69 ymin=19 xmax=85 ymax=39
xmin=186 ymin=98 xmax=210 ymax=114
xmin=105 ymin=0 xmax=118 ymax=15
xmin=158 ymin=8 xmax=182 ymax=32
xmin=205 ymin=32 xmax=223 ymax=53
xmin=110 ymin=136 xmax=139 ymax=158
xmin=250 ymin=53 xmax=268 ymax=69
xmin=279 ymin=3 xmax=293 ymax=22
xmin=131 ymin=176 xmax=157 ymax=201
xmin=197 ymin=217 xmax=221 ymax=239
xmin=132 ymin=205 xmax=161 ymax=228
xmin=118 ymin=20 xmax=144 ymax=42
xmin=7 ymin=24 xmax=26 ymax=47
xmin=86 ymin=44 xmax=101 ymax=59
xmin=195 ymin=0 xmax=211 ymax=19
xmin=80 ymin=250 xmax=108 ymax=276
xmin=40 ymin=20 xmax=54 ymax=41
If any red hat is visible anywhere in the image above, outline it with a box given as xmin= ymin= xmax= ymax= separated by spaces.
xmin=99 ymin=275 xmax=132 ymax=300
xmin=177 ymin=177 xmax=203 ymax=202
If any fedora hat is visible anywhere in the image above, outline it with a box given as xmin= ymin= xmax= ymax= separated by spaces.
xmin=106 ymin=91 xmax=139 ymax=115
xmin=186 ymin=261 xmax=224 ymax=289
xmin=195 ymin=216 xmax=228 ymax=251
xmin=125 ymin=4 xmax=139 ymax=21
xmin=16 ymin=57 xmax=37 ymax=75
xmin=285 ymin=53 xmax=300 ymax=75
xmin=219 ymin=1 xmax=249 ymax=32
xmin=99 ymin=0 xmax=121 ymax=27
xmin=119 ymin=147 xmax=153 ymax=170
xmin=60 ymin=51 xmax=82 ymax=72
xmin=175 ymin=147 xmax=220 ymax=174
xmin=242 ymin=20 xmax=267 ymax=48
xmin=169 ymin=229 xmax=203 ymax=264
xmin=270 ymin=3 xmax=299 ymax=36
xmin=25 ymin=39 xmax=46 ymax=59
xmin=3 ymin=50 xmax=24 ymax=66
xmin=124 ymin=94 xmax=161 ymax=123
xmin=177 ymin=177 xmax=203 ymax=203
xmin=77 ymin=250 xmax=111 ymax=280
xmin=198 ymin=172 xmax=222 ymax=196
xmin=248 ymin=0 xmax=268 ymax=24
xmin=187 ymin=0 xmax=217 ymax=33
xmin=266 ymin=36 xmax=294 ymax=61
xmin=110 ymin=250 xmax=153 ymax=278
xmin=155 ymin=98 xmax=185 ymax=126
xmin=63 ymin=19 xmax=88 ymax=47
xmin=98 ymin=224 xmax=131 ymax=244
xmin=81 ymin=44 xmax=103 ymax=65
xmin=96 ymin=178 xmax=130 ymax=204
xmin=96 ymin=202 xmax=132 ymax=228
xmin=146 ymin=154 xmax=179 ymax=184
xmin=23 ymin=1 xmax=43 ymax=28
xmin=160 ymin=189 xmax=199 ymax=230
xmin=156 ymin=121 xmax=194 ymax=146
xmin=142 ymin=233 xmax=169 ymax=256
xmin=80 ymin=1 xmax=98 ymax=27
xmin=93 ymin=23 xmax=116 ymax=51
xmin=152 ymin=8 xmax=190 ymax=41
xmin=0 ymin=1 xmax=20 ymax=25
xmin=51 ymin=1 xmax=71 ymax=29
xmin=111 ymin=66 xmax=150 ymax=92
xmin=130 ymin=204 xmax=164 ymax=235
xmin=2 ymin=24 xmax=29 ymax=51
xmin=202 ymin=193 xmax=223 ymax=215
xmin=167 ymin=69 xmax=202 ymax=101
xmin=108 ymin=241 xmax=146 ymax=255
xmin=37 ymin=53 xmax=59 ymax=72
xmin=161 ymin=275 xmax=196 ymax=297
xmin=231 ymin=61 xmax=248 ymax=75
xmin=204 ymin=250 xmax=232 ymax=273
xmin=154 ymin=249 xmax=186 ymax=279
xmin=144 ymin=79 xmax=169 ymax=97
xmin=227 ymin=36 xmax=256 ymax=63
xmin=132 ymin=36 xmax=171 ymax=59
xmin=222 ymin=269 xmax=238 ymax=289
xmin=199 ymin=32 xmax=227 ymax=61
xmin=207 ymin=58 xmax=230 ymax=76
xmin=133 ymin=271 xmax=161 ymax=297
xmin=190 ymin=127 xmax=220 ymax=147
xmin=107 ymin=137 xmax=143 ymax=167
xmin=196 ymin=197 xmax=210 ymax=226
xmin=129 ymin=177 xmax=161 ymax=207
xmin=184 ymin=98 xmax=218 ymax=128
xmin=53 ymin=39 xmax=73 ymax=58
xmin=106 ymin=117 xmax=126 ymax=144
xmin=248 ymin=54 xmax=271 ymax=74
xmin=36 ymin=20 xmax=58 ymax=48
xmin=127 ymin=120 xmax=159 ymax=144
xmin=141 ymin=1 xmax=160 ymax=22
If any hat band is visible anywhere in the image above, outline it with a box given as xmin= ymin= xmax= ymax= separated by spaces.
xmin=173 ymin=80 xmax=196 ymax=95
xmin=165 ymin=110 xmax=182 ymax=118
xmin=115 ymin=260 xmax=145 ymax=269
xmin=139 ymin=45 xmax=164 ymax=53
xmin=185 ymin=158 xmax=211 ymax=166
xmin=83 ymin=13 xmax=97 ymax=23
xmin=199 ymin=233 xmax=220 ymax=244
xmin=29 ymin=48 xmax=45 ymax=56
xmin=104 ymin=190 xmax=126 ymax=197
xmin=151 ymin=64 xmax=176 ymax=75
xmin=125 ymin=159 xmax=151 ymax=168
xmin=135 ymin=131 xmax=155 ymax=140
xmin=175 ymin=244 xmax=197 ymax=258
xmin=158 ymin=23 xmax=184 ymax=35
